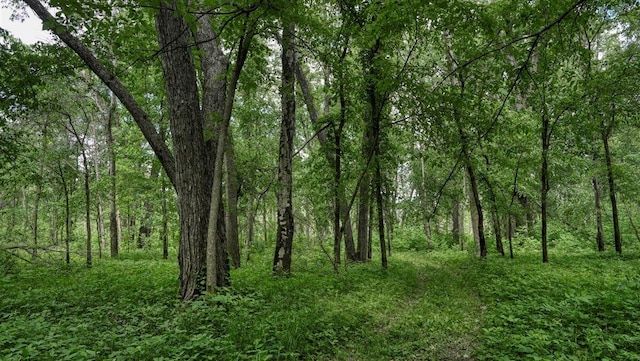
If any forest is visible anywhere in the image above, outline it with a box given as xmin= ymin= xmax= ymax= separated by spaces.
xmin=1 ymin=0 xmax=640 ymax=359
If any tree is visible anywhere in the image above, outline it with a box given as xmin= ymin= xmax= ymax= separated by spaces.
xmin=22 ymin=0 xmax=260 ymax=300
xmin=273 ymin=15 xmax=296 ymax=275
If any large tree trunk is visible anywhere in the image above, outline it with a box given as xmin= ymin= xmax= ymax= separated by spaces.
xmin=197 ymin=11 xmax=253 ymax=291
xmin=156 ymin=3 xmax=214 ymax=299
xmin=26 ymin=0 xmax=238 ymax=301
xmin=273 ymin=20 xmax=296 ymax=275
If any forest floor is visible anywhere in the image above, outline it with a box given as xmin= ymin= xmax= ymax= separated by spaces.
xmin=1 ymin=247 xmax=640 ymax=360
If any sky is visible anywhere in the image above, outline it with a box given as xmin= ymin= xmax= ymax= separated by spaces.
xmin=0 ymin=6 xmax=53 ymax=44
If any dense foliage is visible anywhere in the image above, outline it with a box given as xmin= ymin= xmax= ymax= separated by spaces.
xmin=2 ymin=245 xmax=640 ymax=360
xmin=2 ymin=0 xmax=640 ymax=359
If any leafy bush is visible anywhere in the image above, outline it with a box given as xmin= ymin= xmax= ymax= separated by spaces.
xmin=393 ymin=225 xmax=429 ymax=251
xmin=473 ymin=252 xmax=640 ymax=360
xmin=0 ymin=249 xmax=17 ymax=275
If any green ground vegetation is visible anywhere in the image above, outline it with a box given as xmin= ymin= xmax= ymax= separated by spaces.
xmin=2 ymin=238 xmax=640 ymax=360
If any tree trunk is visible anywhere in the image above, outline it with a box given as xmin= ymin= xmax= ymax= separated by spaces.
xmin=541 ymin=114 xmax=550 ymax=263
xmin=420 ymin=155 xmax=433 ymax=248
xmin=368 ymin=198 xmax=373 ymax=260
xmin=161 ymin=175 xmax=169 ymax=260
xmin=507 ymin=215 xmax=514 ymax=259
xmin=375 ymin=159 xmax=387 ymax=269
xmin=452 ymin=193 xmax=461 ymax=250
xmin=195 ymin=11 xmax=249 ymax=292
xmin=601 ymin=117 xmax=621 ymax=254
xmin=363 ymin=37 xmax=387 ymax=267
xmin=246 ymin=196 xmax=256 ymax=262
xmin=293 ymin=52 xmax=356 ymax=262
xmin=82 ymin=150 xmax=92 ymax=268
xmin=106 ymin=77 xmax=120 ymax=258
xmin=225 ymin=133 xmax=241 ymax=269
xmin=156 ymin=3 xmax=215 ymax=299
xmin=592 ymin=174 xmax=605 ymax=252
xmin=357 ymin=163 xmax=371 ymax=262
xmin=92 ymin=127 xmax=105 ymax=258
xmin=33 ymin=173 xmax=42 ymax=259
xmin=465 ymin=163 xmax=486 ymax=258
xmin=357 ymin=42 xmax=378 ymax=263
xmin=66 ymin=117 xmax=92 ymax=267
xmin=57 ymin=162 xmax=71 ymax=265
xmin=483 ymin=168 xmax=504 ymax=256
xmin=139 ymin=160 xmax=160 ymax=250
xmin=26 ymin=0 xmax=241 ymax=301
xmin=333 ymin=129 xmax=342 ymax=266
xmin=273 ymin=20 xmax=296 ymax=275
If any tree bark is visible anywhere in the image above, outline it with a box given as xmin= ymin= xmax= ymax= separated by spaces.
xmin=357 ymin=147 xmax=372 ymax=262
xmin=92 ymin=126 xmax=105 ymax=257
xmin=375 ymin=158 xmax=387 ymax=269
xmin=420 ymin=154 xmax=433 ymax=248
xmin=23 ymin=0 xmax=229 ymax=297
xmin=225 ymin=132 xmax=241 ymax=269
xmin=273 ymin=20 xmax=296 ymax=275
xmin=196 ymin=12 xmax=251 ymax=291
xmin=601 ymin=116 xmax=621 ymax=254
xmin=108 ymin=98 xmax=119 ymax=257
xmin=56 ymin=162 xmax=71 ymax=265
xmin=364 ymin=38 xmax=387 ymax=268
xmin=156 ymin=3 xmax=213 ymax=299
xmin=465 ymin=161 xmax=486 ymax=258
xmin=161 ymin=175 xmax=169 ymax=260
xmin=592 ymin=174 xmax=605 ymax=252
xmin=541 ymin=113 xmax=550 ymax=263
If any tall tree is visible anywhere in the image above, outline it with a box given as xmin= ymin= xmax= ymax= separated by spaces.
xmin=273 ymin=17 xmax=296 ymax=275
xmin=22 ymin=0 xmax=258 ymax=300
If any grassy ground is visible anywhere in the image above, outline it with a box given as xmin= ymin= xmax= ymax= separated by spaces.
xmin=1 ymin=248 xmax=639 ymax=360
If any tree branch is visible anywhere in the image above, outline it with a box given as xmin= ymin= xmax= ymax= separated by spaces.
xmin=23 ymin=0 xmax=177 ymax=188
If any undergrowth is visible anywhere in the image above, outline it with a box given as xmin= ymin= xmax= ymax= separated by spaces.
xmin=472 ymin=251 xmax=640 ymax=361
xmin=1 ymin=246 xmax=639 ymax=360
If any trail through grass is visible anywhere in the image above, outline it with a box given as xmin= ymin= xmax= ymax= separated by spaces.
xmin=1 ymin=249 xmax=639 ymax=360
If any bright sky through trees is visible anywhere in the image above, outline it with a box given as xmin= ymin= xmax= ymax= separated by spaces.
xmin=0 ymin=6 xmax=50 ymax=44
